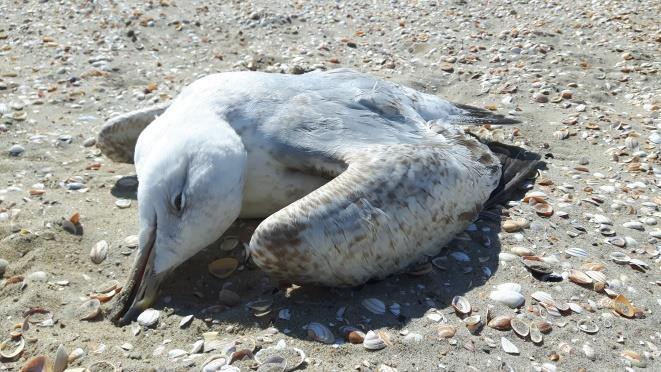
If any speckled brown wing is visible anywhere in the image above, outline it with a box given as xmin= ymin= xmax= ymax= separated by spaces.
xmin=97 ymin=103 xmax=170 ymax=163
xmin=248 ymin=127 xmax=502 ymax=287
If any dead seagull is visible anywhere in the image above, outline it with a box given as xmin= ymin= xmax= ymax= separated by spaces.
xmin=98 ymin=68 xmax=539 ymax=324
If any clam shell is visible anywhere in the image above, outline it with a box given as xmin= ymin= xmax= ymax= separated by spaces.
xmin=76 ymin=299 xmax=101 ymax=320
xmin=306 ymin=322 xmax=334 ymax=344
xmin=255 ymin=344 xmax=305 ymax=372
xmin=362 ymin=298 xmax=386 ymax=315
xmin=463 ymin=314 xmax=482 ymax=334
xmin=208 ymin=258 xmax=239 ymax=279
xmin=89 ymin=240 xmax=108 ymax=264
xmin=531 ymin=291 xmax=555 ymax=305
xmin=609 ymin=251 xmax=631 ymax=264
xmin=54 ymin=344 xmax=68 ymax=372
xmin=502 ymin=218 xmax=527 ymax=232
xmin=568 ymin=269 xmax=593 ymax=285
xmin=489 ymin=290 xmax=525 ymax=308
xmin=585 ymin=270 xmax=607 ymax=283
xmin=437 ymin=325 xmax=457 ymax=338
xmin=340 ymin=326 xmax=366 ymax=344
xmin=578 ymin=319 xmax=599 ymax=334
xmin=510 ymin=318 xmax=529 ymax=338
xmin=564 ymin=247 xmax=588 ymax=258
xmin=529 ymin=323 xmax=543 ymax=344
xmin=389 ymin=303 xmax=400 ymax=316
xmin=201 ymin=356 xmax=228 ymax=372
xmin=500 ymin=337 xmax=519 ymax=355
xmin=605 ymin=237 xmax=626 ymax=247
xmin=629 ymin=258 xmax=649 ymax=271
xmin=0 ymin=336 xmax=25 ymax=360
xmin=495 ymin=282 xmax=522 ymax=293
xmin=534 ymin=203 xmax=553 ymax=217
xmin=137 ymin=308 xmax=160 ymax=327
xmin=363 ymin=330 xmax=386 ymax=350
xmin=123 ymin=235 xmax=139 ymax=248
xmin=487 ymin=315 xmax=512 ymax=330
xmin=115 ymin=199 xmax=131 ymax=209
xmin=220 ymin=237 xmax=239 ymax=252
xmin=611 ymin=294 xmax=635 ymax=318
xmin=451 ymin=296 xmax=471 ymax=315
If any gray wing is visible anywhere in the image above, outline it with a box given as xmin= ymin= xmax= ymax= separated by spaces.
xmin=248 ymin=126 xmax=502 ymax=286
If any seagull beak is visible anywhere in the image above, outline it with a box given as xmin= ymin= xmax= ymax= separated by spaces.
xmin=109 ymin=222 xmax=167 ymax=325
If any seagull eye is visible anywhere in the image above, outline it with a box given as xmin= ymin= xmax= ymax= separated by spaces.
xmin=172 ymin=193 xmax=185 ymax=212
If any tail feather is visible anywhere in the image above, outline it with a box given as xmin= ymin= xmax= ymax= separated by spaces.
xmin=483 ymin=140 xmax=542 ymax=208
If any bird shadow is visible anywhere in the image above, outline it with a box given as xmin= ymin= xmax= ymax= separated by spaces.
xmin=150 ymin=212 xmax=507 ymax=343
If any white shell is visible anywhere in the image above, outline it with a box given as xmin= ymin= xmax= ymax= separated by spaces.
xmin=124 ymin=235 xmax=139 ymax=248
xmin=0 ymin=336 xmax=24 ymax=360
xmin=363 ymin=330 xmax=386 ymax=350
xmin=254 ymin=342 xmax=305 ymax=372
xmin=578 ymin=319 xmax=599 ymax=334
xmin=531 ymin=291 xmax=555 ymax=305
xmin=67 ymin=348 xmax=85 ymax=363
xmin=191 ymin=340 xmax=204 ymax=354
xmin=582 ymin=343 xmax=596 ymax=360
xmin=168 ymin=349 xmax=187 ymax=360
xmin=564 ymin=247 xmax=588 ymax=258
xmin=510 ymin=318 xmax=529 ymax=338
xmin=306 ymin=322 xmax=334 ymax=344
xmin=530 ymin=323 xmax=543 ymax=344
xmin=495 ymin=283 xmax=522 ymax=293
xmin=362 ymin=298 xmax=386 ymax=315
xmin=77 ymin=299 xmax=101 ymax=320
xmin=137 ymin=308 xmax=160 ymax=327
xmin=201 ymin=356 xmax=229 ymax=372
xmin=115 ymin=199 xmax=132 ymax=208
xmin=623 ymin=221 xmax=644 ymax=230
xmin=89 ymin=240 xmax=108 ymax=264
xmin=54 ymin=344 xmax=68 ymax=372
xmin=609 ymin=251 xmax=631 ymax=264
xmin=585 ymin=270 xmax=607 ymax=283
xmin=220 ymin=237 xmax=239 ymax=252
xmin=489 ymin=290 xmax=525 ymax=308
xmin=179 ymin=314 xmax=194 ymax=328
xmin=500 ymin=337 xmax=519 ymax=354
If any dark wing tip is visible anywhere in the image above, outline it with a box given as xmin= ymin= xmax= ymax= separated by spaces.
xmin=451 ymin=103 xmax=521 ymax=125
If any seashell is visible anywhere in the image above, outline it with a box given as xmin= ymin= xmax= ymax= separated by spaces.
xmin=623 ymin=221 xmax=644 ymax=231
xmin=407 ymin=261 xmax=432 ymax=276
xmin=555 ymin=302 xmax=570 ymax=312
xmin=137 ymin=308 xmax=160 ymax=327
xmin=621 ymin=350 xmax=647 ymax=368
xmin=208 ymin=258 xmax=239 ymax=279
xmin=388 ymin=303 xmax=400 ymax=316
xmin=89 ymin=240 xmax=108 ymax=264
xmin=531 ymin=291 xmax=554 ymax=305
xmin=567 ymin=302 xmax=583 ymax=314
xmin=533 ymin=203 xmax=553 ymax=217
xmin=582 ymin=343 xmax=596 ymax=360
xmin=179 ymin=314 xmax=194 ymax=328
xmin=20 ymin=356 xmax=54 ymax=371
xmin=510 ymin=318 xmax=529 ymax=338
xmin=306 ymin=322 xmax=334 ymax=344
xmin=256 ymin=356 xmax=287 ymax=372
xmin=629 ymin=258 xmax=649 ymax=271
xmin=362 ymin=298 xmax=386 ymax=315
xmin=449 ymin=251 xmax=470 ymax=262
xmin=605 ymin=237 xmax=626 ymax=247
xmin=578 ymin=319 xmax=599 ymax=334
xmin=201 ymin=356 xmax=228 ymax=372
xmin=599 ymin=226 xmax=616 ymax=236
xmin=500 ymin=337 xmax=519 ymax=355
xmin=54 ymin=344 xmax=68 ymax=372
xmin=529 ymin=322 xmax=543 ymax=344
xmin=94 ymin=280 xmax=119 ymax=294
xmin=510 ymin=246 xmax=533 ymax=256
xmin=609 ymin=251 xmax=630 ymax=264
xmin=523 ymin=191 xmax=547 ymax=202
xmin=437 ymin=325 xmax=457 ymax=338
xmin=340 ymin=327 xmax=366 ymax=344
xmin=123 ymin=235 xmax=139 ymax=248
xmin=611 ymin=294 xmax=635 ymax=318
xmin=495 ymin=283 xmax=522 ymax=293
xmin=87 ymin=361 xmax=117 ymax=372
xmin=585 ymin=270 xmax=607 ymax=283
xmin=220 ymin=237 xmax=239 ymax=252
xmin=489 ymin=290 xmax=524 ymax=308
xmin=76 ymin=299 xmax=101 ymax=320
xmin=362 ymin=330 xmax=386 ymax=350
xmin=191 ymin=340 xmax=204 ymax=354
xmin=67 ymin=348 xmax=85 ymax=363
xmin=521 ymin=260 xmax=552 ymax=276
xmin=254 ymin=341 xmax=305 ymax=372
xmin=502 ymin=218 xmax=527 ymax=232
xmin=536 ymin=320 xmax=553 ymax=334
xmin=247 ymin=299 xmax=273 ymax=317
xmin=487 ymin=315 xmax=512 ymax=330
xmin=451 ymin=296 xmax=471 ymax=315
xmin=553 ymin=129 xmax=569 ymax=140
xmin=229 ymin=349 xmax=255 ymax=365
xmin=564 ymin=247 xmax=588 ymax=258
xmin=218 ymin=289 xmax=241 ymax=307
xmin=168 ymin=349 xmax=187 ymax=360
xmin=0 ymin=336 xmax=25 ymax=360
xmin=463 ymin=314 xmax=482 ymax=334
xmin=568 ymin=269 xmax=593 ymax=285
xmin=114 ymin=199 xmax=131 ymax=209
xmin=581 ymin=262 xmax=605 ymax=271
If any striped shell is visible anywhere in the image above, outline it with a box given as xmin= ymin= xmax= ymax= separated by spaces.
xmin=307 ymin=322 xmax=335 ymax=344
xmin=361 ymin=298 xmax=386 ymax=315
xmin=363 ymin=331 xmax=386 ymax=350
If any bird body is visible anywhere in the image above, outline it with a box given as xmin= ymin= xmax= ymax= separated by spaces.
xmin=98 ymin=69 xmax=539 ymax=324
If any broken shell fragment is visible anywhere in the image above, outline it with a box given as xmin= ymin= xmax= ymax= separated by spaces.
xmin=568 ymin=269 xmax=593 ymax=285
xmin=306 ymin=322 xmax=334 ymax=344
xmin=363 ymin=330 xmax=386 ymax=350
xmin=500 ymin=337 xmax=519 ymax=355
xmin=208 ymin=258 xmax=239 ymax=279
xmin=529 ymin=323 xmax=543 ymax=344
xmin=451 ymin=296 xmax=471 ymax=315
xmin=76 ymin=299 xmax=101 ymax=320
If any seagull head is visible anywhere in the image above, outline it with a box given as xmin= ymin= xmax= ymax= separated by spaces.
xmin=110 ymin=112 xmax=246 ymax=325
